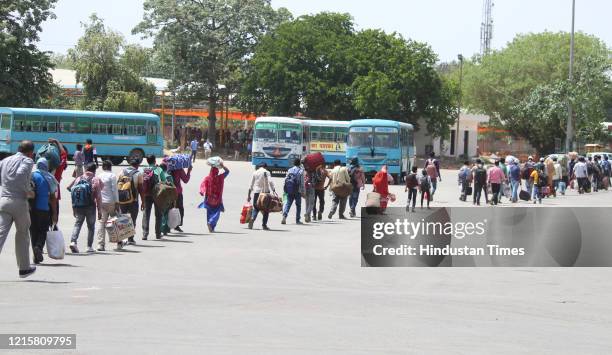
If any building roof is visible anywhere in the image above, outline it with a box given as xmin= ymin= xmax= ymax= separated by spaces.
xmin=50 ymin=69 xmax=170 ymax=92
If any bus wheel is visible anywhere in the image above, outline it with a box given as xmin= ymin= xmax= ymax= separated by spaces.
xmin=128 ymin=149 xmax=145 ymax=164
xmin=110 ymin=157 xmax=124 ymax=166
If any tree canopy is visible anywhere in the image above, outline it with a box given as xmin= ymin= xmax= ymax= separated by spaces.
xmin=462 ymin=31 xmax=611 ymax=153
xmin=0 ymin=0 xmax=57 ymax=107
xmin=239 ymin=13 xmax=457 ymax=138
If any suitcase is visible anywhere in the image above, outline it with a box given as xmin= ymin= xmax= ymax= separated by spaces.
xmin=304 ymin=152 xmax=325 ymax=172
xmin=465 ymin=186 xmax=473 ymax=196
xmin=519 ymin=189 xmax=530 ymax=201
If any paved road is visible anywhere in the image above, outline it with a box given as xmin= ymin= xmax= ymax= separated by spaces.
xmin=1 ymin=160 xmax=611 ymax=354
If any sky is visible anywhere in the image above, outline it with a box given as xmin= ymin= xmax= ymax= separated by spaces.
xmin=39 ymin=0 xmax=611 ymax=63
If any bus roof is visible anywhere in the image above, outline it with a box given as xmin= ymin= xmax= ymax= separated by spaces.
xmin=304 ymin=119 xmax=350 ymax=127
xmin=349 ymin=119 xmax=413 ymax=130
xmin=255 ymin=116 xmax=303 ymax=124
xmin=0 ymin=107 xmax=159 ymax=120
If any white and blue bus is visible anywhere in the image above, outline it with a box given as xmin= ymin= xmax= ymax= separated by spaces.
xmin=305 ymin=119 xmax=349 ymax=166
xmin=251 ymin=117 xmax=308 ymax=172
xmin=346 ymin=119 xmax=415 ymax=184
xmin=0 ymin=107 xmax=163 ymax=164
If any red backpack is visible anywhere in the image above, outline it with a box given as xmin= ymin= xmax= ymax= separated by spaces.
xmin=141 ymin=168 xmax=156 ymax=196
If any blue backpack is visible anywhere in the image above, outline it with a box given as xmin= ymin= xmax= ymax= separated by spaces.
xmin=284 ymin=169 xmax=301 ymax=195
xmin=71 ymin=178 xmax=93 ymax=208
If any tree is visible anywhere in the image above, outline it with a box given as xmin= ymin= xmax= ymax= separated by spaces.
xmin=462 ymin=31 xmax=611 ymax=154
xmin=69 ymin=14 xmax=155 ymax=112
xmin=0 ymin=0 xmax=57 ymax=107
xmin=134 ymin=0 xmax=291 ymax=142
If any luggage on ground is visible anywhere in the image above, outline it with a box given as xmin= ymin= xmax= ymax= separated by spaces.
xmin=106 ymin=214 xmax=135 ymax=243
xmin=240 ymin=203 xmax=253 ymax=224
xmin=46 ymin=227 xmax=65 ymax=260
xmin=167 ymin=208 xmax=181 ymax=229
xmin=519 ymin=189 xmax=530 ymax=201
xmin=304 ymin=152 xmax=325 ymax=172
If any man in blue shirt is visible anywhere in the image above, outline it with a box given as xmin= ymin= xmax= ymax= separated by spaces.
xmin=282 ymin=158 xmax=304 ymax=225
xmin=190 ymin=138 xmax=199 ymax=163
xmin=30 ymin=158 xmax=58 ymax=264
xmin=508 ymin=160 xmax=521 ymax=203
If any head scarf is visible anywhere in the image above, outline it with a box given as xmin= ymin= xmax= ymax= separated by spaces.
xmin=372 ymin=165 xmax=389 ymax=197
xmin=35 ymin=157 xmax=58 ymax=190
xmin=200 ymin=167 xmax=225 ymax=207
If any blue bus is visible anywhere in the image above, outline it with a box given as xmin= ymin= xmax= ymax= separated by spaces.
xmin=305 ymin=119 xmax=349 ymax=166
xmin=251 ymin=116 xmax=308 ymax=172
xmin=0 ymin=107 xmax=163 ymax=164
xmin=346 ymin=119 xmax=415 ymax=184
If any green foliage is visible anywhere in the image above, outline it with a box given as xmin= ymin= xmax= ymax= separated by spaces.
xmin=0 ymin=0 xmax=57 ymax=107
xmin=50 ymin=52 xmax=73 ymax=69
xmin=462 ymin=31 xmax=612 ymax=153
xmin=68 ymin=14 xmax=155 ymax=112
xmin=134 ymin=0 xmax=291 ymax=139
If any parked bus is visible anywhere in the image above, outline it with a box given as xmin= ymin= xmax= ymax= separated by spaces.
xmin=306 ymin=119 xmax=349 ymax=166
xmin=0 ymin=107 xmax=163 ymax=164
xmin=346 ymin=119 xmax=415 ymax=184
xmin=251 ymin=117 xmax=308 ymax=172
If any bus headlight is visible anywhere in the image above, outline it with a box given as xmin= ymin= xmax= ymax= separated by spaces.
xmin=252 ymin=152 xmax=265 ymax=158
xmin=386 ymin=159 xmax=400 ymax=165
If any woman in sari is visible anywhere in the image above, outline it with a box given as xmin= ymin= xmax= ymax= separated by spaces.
xmin=200 ymin=162 xmax=230 ymax=232
xmin=372 ymin=165 xmax=390 ymax=213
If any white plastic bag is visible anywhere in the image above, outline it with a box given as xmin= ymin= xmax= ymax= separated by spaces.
xmin=206 ymin=156 xmax=224 ymax=168
xmin=167 ymin=208 xmax=181 ymax=230
xmin=46 ymin=228 xmax=65 ymax=260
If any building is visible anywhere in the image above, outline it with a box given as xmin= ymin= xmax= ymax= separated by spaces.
xmin=414 ymin=113 xmax=489 ymax=158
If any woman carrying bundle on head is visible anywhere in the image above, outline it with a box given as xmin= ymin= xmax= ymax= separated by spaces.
xmin=200 ymin=161 xmax=230 ymax=232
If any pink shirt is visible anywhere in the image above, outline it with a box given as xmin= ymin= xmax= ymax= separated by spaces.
xmin=488 ymin=166 xmax=504 ymax=184
xmin=171 ymin=169 xmax=191 ymax=195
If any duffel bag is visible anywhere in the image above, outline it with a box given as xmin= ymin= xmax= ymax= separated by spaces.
xmin=304 ymin=152 xmax=325 ymax=172
xmin=519 ymin=189 xmax=530 ymax=201
xmin=153 ymin=183 xmax=177 ymax=211
xmin=36 ymin=143 xmax=61 ymax=172
xmin=331 ymin=182 xmax=353 ymax=198
xmin=365 ymin=192 xmax=381 ymax=208
xmin=106 ymin=214 xmax=135 ymax=243
xmin=256 ymin=193 xmax=283 ymax=213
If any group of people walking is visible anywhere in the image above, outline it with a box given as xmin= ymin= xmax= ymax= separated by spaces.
xmin=457 ymin=153 xmax=611 ymax=205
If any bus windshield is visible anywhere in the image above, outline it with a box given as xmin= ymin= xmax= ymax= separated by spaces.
xmin=374 ymin=127 xmax=398 ymax=148
xmin=254 ymin=122 xmax=278 ymax=142
xmin=348 ymin=127 xmax=373 ymax=147
xmin=278 ymin=123 xmax=301 ymax=144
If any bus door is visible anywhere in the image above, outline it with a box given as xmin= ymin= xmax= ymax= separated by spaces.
xmin=147 ymin=121 xmax=158 ymax=145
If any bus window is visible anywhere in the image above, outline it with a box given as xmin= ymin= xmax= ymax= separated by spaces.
xmin=28 ymin=117 xmax=41 ymax=132
xmin=76 ymin=117 xmax=92 ymax=134
xmin=336 ymin=127 xmax=348 ymax=143
xmin=310 ymin=127 xmax=321 ymax=141
xmin=0 ymin=113 xmax=12 ymax=130
xmin=112 ymin=124 xmax=123 ymax=135
xmin=320 ymin=127 xmax=334 ymax=142
xmin=47 ymin=118 xmax=57 ymax=133
xmin=278 ymin=123 xmax=301 ymax=144
xmin=254 ymin=122 xmax=277 ymax=142
xmin=348 ymin=127 xmax=372 ymax=147
xmin=374 ymin=127 xmax=398 ymax=148
xmin=13 ymin=114 xmax=25 ymax=131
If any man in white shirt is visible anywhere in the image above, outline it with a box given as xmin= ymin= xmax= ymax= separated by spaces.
xmin=203 ymin=139 xmax=213 ymax=159
xmin=552 ymin=156 xmax=563 ymax=196
xmin=573 ymin=156 xmax=588 ymax=194
xmin=247 ymin=163 xmax=276 ymax=230
xmin=96 ymin=160 xmax=121 ymax=251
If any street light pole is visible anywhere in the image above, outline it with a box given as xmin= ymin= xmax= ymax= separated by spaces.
xmin=171 ymin=66 xmax=176 ymax=148
xmin=455 ymin=54 xmax=464 ymax=157
xmin=565 ymin=0 xmax=576 ymax=153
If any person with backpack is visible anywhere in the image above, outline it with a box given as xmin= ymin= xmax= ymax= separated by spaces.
xmin=472 ymin=159 xmax=488 ymax=206
xmin=200 ymin=162 xmax=229 ymax=232
xmin=170 ymin=164 xmax=192 ymax=232
xmin=281 ymin=158 xmax=305 ymax=225
xmin=141 ymin=155 xmax=164 ymax=240
xmin=418 ymin=169 xmax=432 ymax=209
xmin=29 ymin=158 xmax=58 ymax=264
xmin=247 ymin=163 xmax=276 ymax=230
xmin=348 ymin=158 xmax=365 ymax=218
xmin=458 ymin=161 xmax=471 ymax=202
xmin=312 ymin=164 xmax=330 ymax=221
xmin=119 ymin=158 xmax=144 ymax=244
xmin=67 ymin=162 xmax=102 ymax=253
xmin=158 ymin=162 xmax=176 ymax=236
xmin=509 ymin=160 xmax=522 ymax=202
xmin=601 ymin=155 xmax=611 ymax=190
xmin=95 ymin=160 xmax=123 ymax=251
xmin=424 ymin=152 xmax=441 ymax=198
xmin=83 ymin=139 xmax=97 ymax=167
xmin=303 ymin=165 xmax=316 ymax=223
xmin=522 ymin=156 xmax=535 ymax=195
xmin=0 ymin=141 xmax=37 ymax=278
xmin=405 ymin=166 xmax=419 ymax=212
xmin=328 ymin=160 xmax=351 ymax=220
xmin=488 ymin=160 xmax=504 ymax=205
xmin=592 ymin=155 xmax=601 ymax=192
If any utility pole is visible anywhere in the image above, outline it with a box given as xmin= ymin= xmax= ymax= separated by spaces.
xmin=455 ymin=54 xmax=464 ymax=157
xmin=565 ymin=0 xmax=576 ymax=153
xmin=171 ymin=66 xmax=176 ymax=148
